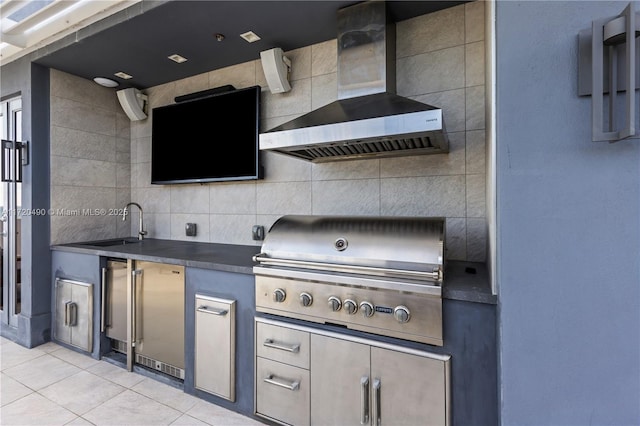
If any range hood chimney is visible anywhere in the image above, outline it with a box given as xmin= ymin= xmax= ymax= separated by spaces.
xmin=259 ymin=0 xmax=449 ymax=163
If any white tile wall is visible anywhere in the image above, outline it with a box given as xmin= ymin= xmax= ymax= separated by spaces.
xmin=50 ymin=2 xmax=488 ymax=261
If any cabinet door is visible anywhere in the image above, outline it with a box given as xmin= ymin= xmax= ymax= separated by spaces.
xmin=70 ymin=281 xmax=93 ymax=352
xmin=310 ymin=334 xmax=370 ymax=426
xmin=54 ymin=279 xmax=72 ymax=344
xmin=195 ymin=295 xmax=235 ymax=401
xmin=371 ymin=347 xmax=449 ymax=426
xmin=54 ymin=278 xmax=93 ymax=352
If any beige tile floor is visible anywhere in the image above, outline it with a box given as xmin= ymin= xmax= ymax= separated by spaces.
xmin=0 ymin=337 xmax=263 ymax=426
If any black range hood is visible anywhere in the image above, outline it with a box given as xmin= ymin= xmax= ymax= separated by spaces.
xmin=259 ymin=1 xmax=449 ymax=163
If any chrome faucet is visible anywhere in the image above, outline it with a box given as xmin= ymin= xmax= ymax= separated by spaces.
xmin=123 ymin=202 xmax=147 ymax=240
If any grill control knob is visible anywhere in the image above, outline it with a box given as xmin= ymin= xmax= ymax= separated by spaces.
xmin=299 ymin=292 xmax=313 ymax=307
xmin=328 ymin=296 xmax=342 ymax=312
xmin=393 ymin=306 xmax=411 ymax=323
xmin=273 ymin=288 xmax=286 ymax=303
xmin=344 ymin=299 xmax=358 ymax=315
xmin=360 ymin=301 xmax=374 ymax=318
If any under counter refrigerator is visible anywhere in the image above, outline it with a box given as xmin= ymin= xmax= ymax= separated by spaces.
xmin=133 ymin=260 xmax=185 ymax=379
xmin=104 ymin=259 xmax=185 ymax=380
xmin=104 ymin=259 xmax=127 ymax=350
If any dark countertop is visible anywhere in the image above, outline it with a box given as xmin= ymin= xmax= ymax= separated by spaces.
xmin=444 ymin=260 xmax=496 ymax=304
xmin=51 ymin=238 xmax=261 ymax=275
xmin=51 ymin=238 xmax=496 ymax=304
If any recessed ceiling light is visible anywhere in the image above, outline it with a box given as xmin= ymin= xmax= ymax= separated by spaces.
xmin=114 ymin=71 xmax=133 ymax=79
xmin=93 ymin=77 xmax=119 ymax=88
xmin=168 ymin=54 xmax=188 ymax=63
xmin=240 ymin=31 xmax=261 ymax=43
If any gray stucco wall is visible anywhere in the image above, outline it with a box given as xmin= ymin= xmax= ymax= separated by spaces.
xmin=496 ymin=1 xmax=640 ymax=424
xmin=0 ymin=57 xmax=51 ymax=348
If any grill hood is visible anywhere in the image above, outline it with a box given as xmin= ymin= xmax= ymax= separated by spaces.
xmin=259 ymin=1 xmax=449 ymax=163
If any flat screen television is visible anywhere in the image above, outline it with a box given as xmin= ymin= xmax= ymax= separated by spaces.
xmin=151 ymin=85 xmax=262 ymax=184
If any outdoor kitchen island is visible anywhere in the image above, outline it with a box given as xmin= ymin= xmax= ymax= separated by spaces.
xmin=51 ymin=238 xmax=497 ymax=425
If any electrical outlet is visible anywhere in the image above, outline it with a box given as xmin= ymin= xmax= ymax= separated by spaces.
xmin=252 ymin=225 xmax=264 ymax=241
xmin=185 ymin=223 xmax=197 ymax=237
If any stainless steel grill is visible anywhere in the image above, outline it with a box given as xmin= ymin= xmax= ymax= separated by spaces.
xmin=253 ymin=215 xmax=445 ymax=346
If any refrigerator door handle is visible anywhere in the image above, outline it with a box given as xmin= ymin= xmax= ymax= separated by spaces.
xmin=101 ymin=267 xmax=107 ymax=332
xmin=132 ymin=269 xmax=143 ymax=344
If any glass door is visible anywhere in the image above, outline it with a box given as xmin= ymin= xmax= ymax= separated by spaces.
xmin=0 ymin=97 xmax=23 ymax=328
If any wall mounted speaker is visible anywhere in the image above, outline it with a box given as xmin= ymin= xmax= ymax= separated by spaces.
xmin=260 ymin=47 xmax=292 ymax=94
xmin=117 ymin=87 xmax=148 ymax=121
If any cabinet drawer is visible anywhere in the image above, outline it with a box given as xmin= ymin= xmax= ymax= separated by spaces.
xmin=256 ymin=321 xmax=309 ymax=369
xmin=256 ymin=357 xmax=310 ymax=426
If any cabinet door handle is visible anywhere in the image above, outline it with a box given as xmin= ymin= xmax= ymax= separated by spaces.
xmin=263 ymin=339 xmax=300 ymax=353
xmin=196 ymin=306 xmax=228 ymax=316
xmin=373 ymin=378 xmax=381 ymax=426
xmin=65 ymin=301 xmax=77 ymax=327
xmin=101 ymin=267 xmax=107 ymax=332
xmin=263 ymin=374 xmax=300 ymax=391
xmin=360 ymin=376 xmax=370 ymax=425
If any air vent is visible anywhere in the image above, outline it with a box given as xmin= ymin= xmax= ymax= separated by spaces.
xmin=135 ymin=354 xmax=185 ymax=379
xmin=280 ymin=136 xmax=441 ymax=162
xmin=111 ymin=339 xmax=127 ymax=354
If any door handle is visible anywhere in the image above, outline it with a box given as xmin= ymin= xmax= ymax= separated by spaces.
xmin=15 ymin=141 xmax=23 ymax=183
xmin=196 ymin=306 xmax=228 ymax=316
xmin=373 ymin=378 xmax=381 ymax=426
xmin=64 ymin=301 xmax=77 ymax=326
xmin=0 ymin=140 xmax=24 ymax=183
xmin=360 ymin=376 xmax=370 ymax=425
xmin=1 ymin=140 xmax=12 ymax=183
xmin=263 ymin=374 xmax=300 ymax=391
xmin=263 ymin=339 xmax=300 ymax=353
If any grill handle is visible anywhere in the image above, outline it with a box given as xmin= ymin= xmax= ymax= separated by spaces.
xmin=253 ymin=254 xmax=441 ymax=282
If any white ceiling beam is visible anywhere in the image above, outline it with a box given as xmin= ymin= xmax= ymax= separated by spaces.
xmin=0 ymin=0 xmax=138 ymax=66
xmin=3 ymin=0 xmax=80 ymax=36
xmin=0 ymin=32 xmax=27 ymax=48
xmin=0 ymin=0 xmax=30 ymax=19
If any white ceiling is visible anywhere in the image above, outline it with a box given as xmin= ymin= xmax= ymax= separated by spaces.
xmin=0 ymin=0 xmax=140 ymax=65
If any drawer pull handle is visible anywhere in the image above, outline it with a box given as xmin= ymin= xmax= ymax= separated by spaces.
xmin=197 ymin=306 xmax=228 ymax=316
xmin=263 ymin=339 xmax=300 ymax=353
xmin=264 ymin=374 xmax=300 ymax=391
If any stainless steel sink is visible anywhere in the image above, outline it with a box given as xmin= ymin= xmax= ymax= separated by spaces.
xmin=85 ymin=238 xmax=141 ymax=247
